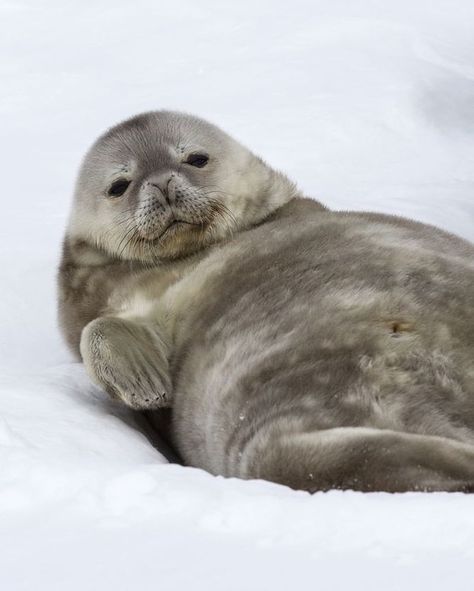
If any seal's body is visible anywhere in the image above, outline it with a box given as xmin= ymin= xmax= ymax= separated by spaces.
xmin=59 ymin=111 xmax=474 ymax=492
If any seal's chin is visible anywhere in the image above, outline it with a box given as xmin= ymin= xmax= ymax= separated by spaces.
xmin=157 ymin=219 xmax=200 ymax=241
xmin=139 ymin=218 xmax=210 ymax=261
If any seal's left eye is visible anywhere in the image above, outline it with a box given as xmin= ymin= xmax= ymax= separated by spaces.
xmin=108 ymin=179 xmax=131 ymax=197
xmin=185 ymin=154 xmax=209 ymax=168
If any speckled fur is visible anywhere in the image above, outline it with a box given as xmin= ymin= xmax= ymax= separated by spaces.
xmin=59 ymin=111 xmax=474 ymax=493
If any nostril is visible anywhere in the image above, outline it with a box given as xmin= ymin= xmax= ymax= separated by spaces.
xmin=148 ymin=182 xmax=171 ymax=205
xmin=145 ymin=176 xmax=176 ymax=205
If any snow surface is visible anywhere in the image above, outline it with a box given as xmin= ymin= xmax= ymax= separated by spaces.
xmin=1 ymin=0 xmax=474 ymax=589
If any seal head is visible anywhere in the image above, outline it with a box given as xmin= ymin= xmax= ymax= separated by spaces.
xmin=68 ymin=111 xmax=298 ymax=261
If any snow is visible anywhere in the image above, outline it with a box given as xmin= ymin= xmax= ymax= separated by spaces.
xmin=1 ymin=0 xmax=474 ymax=588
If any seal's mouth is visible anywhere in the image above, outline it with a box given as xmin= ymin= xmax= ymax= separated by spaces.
xmin=157 ymin=219 xmax=200 ymax=241
xmin=131 ymin=198 xmax=233 ymax=260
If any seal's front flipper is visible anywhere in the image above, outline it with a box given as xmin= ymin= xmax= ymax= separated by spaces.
xmin=80 ymin=316 xmax=172 ymax=410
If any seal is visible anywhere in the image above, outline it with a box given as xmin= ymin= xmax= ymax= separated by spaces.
xmin=59 ymin=110 xmax=474 ymax=492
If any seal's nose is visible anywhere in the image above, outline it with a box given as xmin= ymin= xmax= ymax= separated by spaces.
xmin=146 ymin=174 xmax=175 ymax=205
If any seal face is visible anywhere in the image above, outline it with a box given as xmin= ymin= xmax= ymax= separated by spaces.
xmin=69 ymin=111 xmax=297 ymax=262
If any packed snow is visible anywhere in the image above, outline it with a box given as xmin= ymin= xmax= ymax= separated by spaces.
xmin=1 ymin=0 xmax=474 ymax=589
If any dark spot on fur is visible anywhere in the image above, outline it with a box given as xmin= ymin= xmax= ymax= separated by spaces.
xmin=388 ymin=320 xmax=414 ymax=338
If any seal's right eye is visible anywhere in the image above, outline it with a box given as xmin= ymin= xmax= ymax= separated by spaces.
xmin=108 ymin=179 xmax=131 ymax=197
xmin=185 ymin=154 xmax=209 ymax=168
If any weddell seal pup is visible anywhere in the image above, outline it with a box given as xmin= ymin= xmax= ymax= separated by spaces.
xmin=58 ymin=110 xmax=474 ymax=493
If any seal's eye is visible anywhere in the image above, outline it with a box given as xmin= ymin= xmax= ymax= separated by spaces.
xmin=108 ymin=179 xmax=131 ymax=197
xmin=185 ymin=154 xmax=209 ymax=168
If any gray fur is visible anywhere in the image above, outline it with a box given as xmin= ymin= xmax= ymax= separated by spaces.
xmin=59 ymin=111 xmax=474 ymax=493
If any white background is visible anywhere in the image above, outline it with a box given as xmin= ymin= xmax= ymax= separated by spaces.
xmin=1 ymin=1 xmax=473 ymax=589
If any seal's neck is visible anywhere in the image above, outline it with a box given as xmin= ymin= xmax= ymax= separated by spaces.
xmin=241 ymin=158 xmax=327 ymax=230
xmin=60 ymin=235 xmax=139 ymax=271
